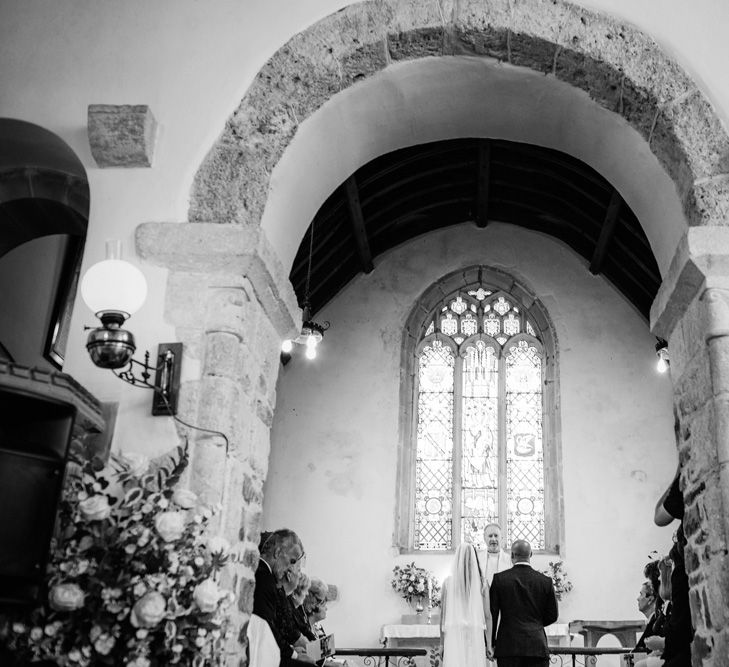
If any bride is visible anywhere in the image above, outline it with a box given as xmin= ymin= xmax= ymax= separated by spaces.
xmin=439 ymin=543 xmax=494 ymax=667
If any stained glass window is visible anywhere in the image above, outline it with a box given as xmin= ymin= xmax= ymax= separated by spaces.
xmin=413 ymin=284 xmax=546 ymax=551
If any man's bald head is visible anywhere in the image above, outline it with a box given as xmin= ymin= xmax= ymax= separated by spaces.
xmin=511 ymin=539 xmax=532 ymax=562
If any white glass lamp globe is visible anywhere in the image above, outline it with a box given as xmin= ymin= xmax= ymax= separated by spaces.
xmin=81 ymin=258 xmax=148 ymax=317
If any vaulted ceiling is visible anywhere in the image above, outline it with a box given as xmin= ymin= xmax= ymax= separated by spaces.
xmin=290 ymin=138 xmax=661 ymax=319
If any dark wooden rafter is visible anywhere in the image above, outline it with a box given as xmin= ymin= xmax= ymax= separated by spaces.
xmin=475 ymin=139 xmax=491 ymax=228
xmin=344 ymin=175 xmax=374 ymax=274
xmin=291 ymin=139 xmax=660 ymax=321
xmin=589 ymin=188 xmax=622 ymax=275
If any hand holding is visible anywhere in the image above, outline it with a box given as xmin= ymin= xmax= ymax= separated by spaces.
xmin=645 ymin=636 xmax=665 ymax=652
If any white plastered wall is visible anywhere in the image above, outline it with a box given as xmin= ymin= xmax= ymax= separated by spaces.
xmin=265 ymin=222 xmax=676 ymax=647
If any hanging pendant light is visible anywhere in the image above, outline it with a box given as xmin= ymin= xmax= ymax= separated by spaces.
xmin=281 ymin=220 xmax=330 ymax=362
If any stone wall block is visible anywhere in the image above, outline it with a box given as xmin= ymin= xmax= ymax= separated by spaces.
xmin=617 ymin=79 xmax=660 ymax=142
xmin=197 ymin=376 xmax=242 ymax=439
xmin=189 ymin=433 xmax=229 ymax=508
xmin=674 ymin=350 xmax=712 ymax=419
xmin=455 ymin=0 xmax=510 ymax=33
xmin=342 ymin=41 xmax=389 ymax=84
xmin=553 ymin=49 xmax=622 ymax=111
xmin=87 ymin=104 xmax=157 ymax=168
xmin=684 ymin=176 xmax=729 ymax=228
xmin=166 ymin=272 xmax=210 ymax=329
xmin=203 ymin=331 xmax=243 ymax=380
xmin=249 ymin=416 xmax=272 ymax=477
xmin=385 ymin=0 xmax=455 ymax=32
xmin=508 ymin=32 xmax=556 ymax=72
xmin=621 ymin=40 xmax=693 ymax=107
xmin=240 ymin=507 xmax=263 ymax=546
xmin=452 ymin=25 xmax=508 ymax=58
xmin=653 ymin=92 xmax=729 ymax=196
xmin=188 ymin=143 xmax=259 ymax=224
xmin=237 ymin=576 xmax=256 ymax=615
xmin=680 ymin=403 xmax=717 ymax=481
xmin=388 ymin=27 xmax=445 ymax=61
xmin=205 ymin=286 xmax=254 ymax=341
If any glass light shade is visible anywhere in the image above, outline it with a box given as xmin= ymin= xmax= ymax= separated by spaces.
xmin=81 ymin=259 xmax=148 ymax=316
xmin=656 ymin=356 xmax=669 ymax=374
xmin=305 ymin=346 xmax=317 ymax=360
xmin=281 ymin=339 xmax=293 ymax=354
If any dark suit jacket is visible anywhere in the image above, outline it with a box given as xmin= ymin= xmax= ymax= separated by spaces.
xmin=490 ymin=564 xmax=559 ymax=658
xmin=253 ymin=559 xmax=295 ymax=661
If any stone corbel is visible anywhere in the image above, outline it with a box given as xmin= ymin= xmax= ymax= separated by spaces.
xmin=651 ymin=227 xmax=729 ymax=341
xmin=136 ymin=222 xmax=301 ymax=339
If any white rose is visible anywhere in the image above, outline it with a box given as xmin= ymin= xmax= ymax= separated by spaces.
xmin=172 ymin=488 xmax=198 ymax=509
xmin=126 ymin=659 xmax=151 ymax=667
xmin=154 ymin=511 xmax=185 ymax=542
xmin=79 ymin=495 xmax=111 ymax=521
xmin=93 ymin=633 xmax=116 ymax=655
xmin=130 ymin=591 xmax=167 ymax=628
xmin=193 ymin=578 xmax=220 ymax=613
xmin=206 ymin=536 xmax=230 ymax=555
xmin=121 ymin=452 xmax=149 ymax=476
xmin=49 ymin=583 xmax=85 ymax=611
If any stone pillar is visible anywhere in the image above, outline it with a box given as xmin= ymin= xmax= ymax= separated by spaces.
xmin=136 ymin=222 xmax=299 ymax=666
xmin=652 ymin=228 xmax=729 ymax=667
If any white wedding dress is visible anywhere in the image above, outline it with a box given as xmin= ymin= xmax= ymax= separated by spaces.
xmin=441 ymin=545 xmax=490 ymax=667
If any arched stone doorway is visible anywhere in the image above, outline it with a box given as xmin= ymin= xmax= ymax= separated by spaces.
xmin=137 ymin=1 xmax=729 ymax=663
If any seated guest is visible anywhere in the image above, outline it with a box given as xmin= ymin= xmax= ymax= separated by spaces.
xmin=254 ymin=528 xmax=314 ymax=666
xmin=299 ymin=578 xmax=347 ymax=667
xmin=302 ymin=578 xmax=329 ymax=639
xmin=276 ymin=569 xmax=308 ymax=648
xmin=633 ymin=579 xmax=664 ymax=655
xmin=291 ymin=573 xmax=316 ymax=642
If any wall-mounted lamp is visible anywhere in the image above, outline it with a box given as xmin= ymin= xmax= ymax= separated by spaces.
xmin=80 ymin=241 xmax=182 ymax=415
xmin=655 ymin=338 xmax=669 ymax=374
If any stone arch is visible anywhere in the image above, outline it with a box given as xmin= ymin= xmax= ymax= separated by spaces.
xmin=190 ymin=0 xmax=729 ymax=246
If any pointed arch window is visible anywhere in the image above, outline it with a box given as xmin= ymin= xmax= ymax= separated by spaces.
xmin=397 ymin=267 xmax=562 ymax=553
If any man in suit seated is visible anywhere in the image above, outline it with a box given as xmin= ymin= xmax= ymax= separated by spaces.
xmin=254 ymin=528 xmax=315 ymax=665
xmin=490 ymin=539 xmax=559 ymax=667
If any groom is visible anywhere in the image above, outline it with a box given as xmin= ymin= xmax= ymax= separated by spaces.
xmin=489 ymin=540 xmax=558 ymax=667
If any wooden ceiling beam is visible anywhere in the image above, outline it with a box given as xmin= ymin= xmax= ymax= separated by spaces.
xmin=589 ymin=189 xmax=622 ymax=275
xmin=475 ymin=139 xmax=491 ymax=228
xmin=345 ymin=175 xmax=374 ymax=274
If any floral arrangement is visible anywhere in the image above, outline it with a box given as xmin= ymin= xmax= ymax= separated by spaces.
xmin=390 ymin=562 xmax=441 ymax=607
xmin=1 ymin=445 xmax=235 ymax=666
xmin=539 ymin=560 xmax=573 ymax=601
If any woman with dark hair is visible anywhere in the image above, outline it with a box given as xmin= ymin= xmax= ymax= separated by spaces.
xmin=633 ymin=560 xmax=667 ymax=655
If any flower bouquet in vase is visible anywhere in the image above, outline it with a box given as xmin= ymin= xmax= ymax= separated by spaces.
xmin=390 ymin=563 xmax=441 ymax=618
xmin=0 ymin=444 xmax=235 ymax=666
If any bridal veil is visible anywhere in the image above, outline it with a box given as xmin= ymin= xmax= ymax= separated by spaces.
xmin=442 ymin=544 xmax=489 ymax=667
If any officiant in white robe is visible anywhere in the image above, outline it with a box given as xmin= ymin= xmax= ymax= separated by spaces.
xmin=477 ymin=523 xmax=511 ymax=585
